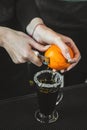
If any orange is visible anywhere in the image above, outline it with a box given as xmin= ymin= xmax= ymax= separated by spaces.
xmin=44 ymin=44 xmax=74 ymax=70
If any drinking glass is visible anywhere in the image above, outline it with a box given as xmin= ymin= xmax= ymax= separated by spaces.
xmin=56 ymin=75 xmax=64 ymax=105
xmin=34 ymin=69 xmax=62 ymax=123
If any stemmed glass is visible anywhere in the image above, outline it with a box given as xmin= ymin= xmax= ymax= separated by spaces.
xmin=34 ymin=69 xmax=62 ymax=123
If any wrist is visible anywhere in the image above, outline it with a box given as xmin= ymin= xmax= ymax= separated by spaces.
xmin=26 ymin=17 xmax=44 ymax=37
xmin=0 ymin=27 xmax=12 ymax=48
xmin=0 ymin=27 xmax=6 ymax=47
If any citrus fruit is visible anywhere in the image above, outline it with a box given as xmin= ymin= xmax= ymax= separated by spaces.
xmin=44 ymin=44 xmax=74 ymax=70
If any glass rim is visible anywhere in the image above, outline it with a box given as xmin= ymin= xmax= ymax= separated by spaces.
xmin=34 ymin=70 xmax=62 ymax=88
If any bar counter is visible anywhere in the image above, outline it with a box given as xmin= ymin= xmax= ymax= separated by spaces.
xmin=0 ymin=83 xmax=87 ymax=129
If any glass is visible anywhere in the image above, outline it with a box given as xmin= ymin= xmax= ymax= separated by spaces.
xmin=56 ymin=75 xmax=64 ymax=105
xmin=34 ymin=69 xmax=62 ymax=123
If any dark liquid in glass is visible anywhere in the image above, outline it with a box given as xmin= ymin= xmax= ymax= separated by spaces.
xmin=36 ymin=72 xmax=60 ymax=116
xmin=37 ymin=88 xmax=59 ymax=116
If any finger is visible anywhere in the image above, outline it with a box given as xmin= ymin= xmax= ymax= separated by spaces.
xmin=67 ymin=63 xmax=77 ymax=71
xmin=27 ymin=35 xmax=50 ymax=52
xmin=66 ymin=39 xmax=81 ymax=61
xmin=54 ymin=37 xmax=72 ymax=61
xmin=27 ymin=50 xmax=43 ymax=66
xmin=31 ymin=42 xmax=50 ymax=52
xmin=32 ymin=43 xmax=50 ymax=52
xmin=67 ymin=56 xmax=81 ymax=71
xmin=60 ymin=69 xmax=66 ymax=73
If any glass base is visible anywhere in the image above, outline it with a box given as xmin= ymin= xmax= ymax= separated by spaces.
xmin=35 ymin=109 xmax=58 ymax=123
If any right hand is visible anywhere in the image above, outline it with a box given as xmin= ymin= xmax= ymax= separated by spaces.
xmin=0 ymin=27 xmax=49 ymax=66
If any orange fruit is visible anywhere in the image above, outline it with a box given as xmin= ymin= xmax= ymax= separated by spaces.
xmin=44 ymin=44 xmax=74 ymax=70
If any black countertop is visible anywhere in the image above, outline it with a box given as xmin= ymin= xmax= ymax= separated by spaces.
xmin=0 ymin=83 xmax=87 ymax=129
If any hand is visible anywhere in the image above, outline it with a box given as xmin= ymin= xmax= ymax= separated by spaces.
xmin=34 ymin=25 xmax=81 ymax=72
xmin=55 ymin=33 xmax=81 ymax=72
xmin=27 ymin=19 xmax=81 ymax=72
xmin=0 ymin=27 xmax=49 ymax=66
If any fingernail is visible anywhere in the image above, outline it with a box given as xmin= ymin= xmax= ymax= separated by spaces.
xmin=67 ymin=67 xmax=71 ymax=71
xmin=60 ymin=70 xmax=65 ymax=73
xmin=52 ymin=69 xmax=56 ymax=72
xmin=33 ymin=50 xmax=39 ymax=56
xmin=66 ymin=53 xmax=72 ymax=62
xmin=66 ymin=53 xmax=71 ymax=59
xmin=45 ymin=45 xmax=51 ymax=49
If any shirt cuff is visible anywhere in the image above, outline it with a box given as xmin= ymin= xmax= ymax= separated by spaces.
xmin=26 ymin=17 xmax=44 ymax=36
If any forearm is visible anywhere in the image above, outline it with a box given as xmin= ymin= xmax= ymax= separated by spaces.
xmin=0 ymin=26 xmax=6 ymax=47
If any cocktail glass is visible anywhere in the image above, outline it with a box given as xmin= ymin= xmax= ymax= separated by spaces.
xmin=34 ymin=69 xmax=62 ymax=123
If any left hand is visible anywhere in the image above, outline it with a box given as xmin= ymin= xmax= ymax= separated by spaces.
xmin=26 ymin=18 xmax=81 ymax=71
